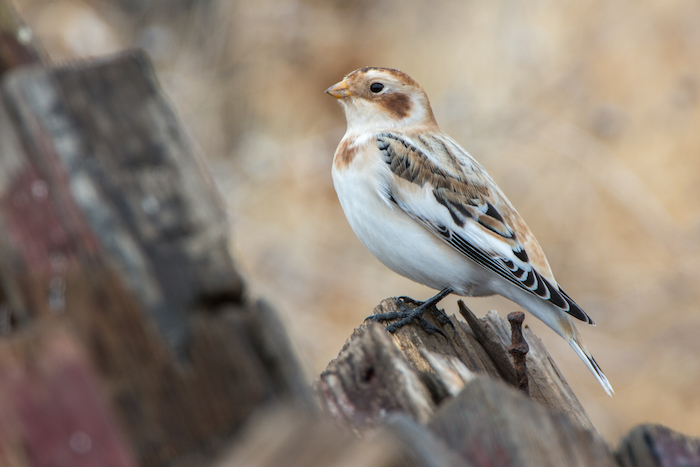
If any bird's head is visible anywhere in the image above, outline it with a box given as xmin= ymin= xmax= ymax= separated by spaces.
xmin=326 ymin=67 xmax=438 ymax=133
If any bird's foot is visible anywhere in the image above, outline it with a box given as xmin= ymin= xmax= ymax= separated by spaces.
xmin=367 ymin=287 xmax=455 ymax=337
xmin=397 ymin=295 xmax=451 ymax=326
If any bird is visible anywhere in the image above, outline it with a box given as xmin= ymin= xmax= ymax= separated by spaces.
xmin=325 ymin=66 xmax=613 ymax=395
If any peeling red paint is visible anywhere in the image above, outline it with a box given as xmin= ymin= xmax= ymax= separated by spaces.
xmin=0 ymin=164 xmax=100 ymax=279
xmin=0 ymin=331 xmax=137 ymax=467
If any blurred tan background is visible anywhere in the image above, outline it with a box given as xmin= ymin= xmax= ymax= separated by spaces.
xmin=13 ymin=0 xmax=700 ymax=444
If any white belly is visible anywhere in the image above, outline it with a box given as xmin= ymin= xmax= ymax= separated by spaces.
xmin=332 ymin=160 xmax=495 ymax=297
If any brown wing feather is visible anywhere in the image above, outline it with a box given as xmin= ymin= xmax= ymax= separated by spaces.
xmin=377 ymin=133 xmax=490 ymax=199
xmin=377 ymin=132 xmax=558 ymax=285
xmin=376 ymin=131 xmax=593 ymax=323
xmin=489 ymin=195 xmax=556 ymax=284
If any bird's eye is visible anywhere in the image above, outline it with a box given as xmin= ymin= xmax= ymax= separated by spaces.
xmin=370 ymin=83 xmax=384 ymax=93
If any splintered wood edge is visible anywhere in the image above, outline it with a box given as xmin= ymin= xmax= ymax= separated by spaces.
xmin=385 ymin=298 xmax=593 ymax=429
xmin=458 ymin=301 xmax=517 ymax=384
xmin=480 ymin=309 xmax=595 ymax=431
xmin=320 ymin=297 xmax=596 ymax=434
xmin=456 ymin=302 xmax=595 ymax=430
xmin=419 ymin=349 xmax=476 ymax=397
xmin=315 ymin=322 xmax=435 ymax=428
xmin=371 ymin=298 xmax=504 ymax=380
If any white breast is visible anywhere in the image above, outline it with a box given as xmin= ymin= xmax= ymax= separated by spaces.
xmin=331 ymin=142 xmax=494 ymax=296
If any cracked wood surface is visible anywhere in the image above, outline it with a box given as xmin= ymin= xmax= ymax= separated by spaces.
xmin=316 ymin=298 xmax=617 ymax=466
xmin=319 ymin=298 xmax=594 ymax=430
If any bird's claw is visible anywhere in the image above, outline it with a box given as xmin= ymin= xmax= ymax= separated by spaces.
xmin=365 ymin=295 xmax=451 ymax=339
xmin=369 ymin=309 xmax=446 ymax=338
xmin=396 ymin=296 xmax=455 ymax=334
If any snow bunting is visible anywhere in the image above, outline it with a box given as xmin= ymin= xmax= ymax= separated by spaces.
xmin=326 ymin=67 xmax=613 ymax=395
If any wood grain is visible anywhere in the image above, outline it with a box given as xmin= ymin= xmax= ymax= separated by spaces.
xmin=429 ymin=376 xmax=617 ymax=467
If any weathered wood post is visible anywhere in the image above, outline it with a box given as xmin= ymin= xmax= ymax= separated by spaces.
xmin=0 ymin=30 xmax=309 ymax=465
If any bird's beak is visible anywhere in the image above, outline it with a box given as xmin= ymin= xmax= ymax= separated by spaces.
xmin=325 ymin=79 xmax=352 ymax=99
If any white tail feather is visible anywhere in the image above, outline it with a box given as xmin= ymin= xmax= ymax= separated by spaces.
xmin=569 ymin=336 xmax=614 ymax=396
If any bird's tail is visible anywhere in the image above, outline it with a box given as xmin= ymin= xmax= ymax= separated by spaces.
xmin=569 ymin=331 xmax=614 ymax=396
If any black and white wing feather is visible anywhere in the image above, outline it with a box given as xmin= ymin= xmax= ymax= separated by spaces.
xmin=375 ymin=132 xmax=592 ymax=324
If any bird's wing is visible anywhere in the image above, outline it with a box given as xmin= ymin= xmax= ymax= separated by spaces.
xmin=375 ymin=132 xmax=592 ymax=323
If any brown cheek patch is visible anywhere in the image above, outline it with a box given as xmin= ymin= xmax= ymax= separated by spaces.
xmin=333 ymin=138 xmax=358 ymax=170
xmin=378 ymin=93 xmax=412 ymax=120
